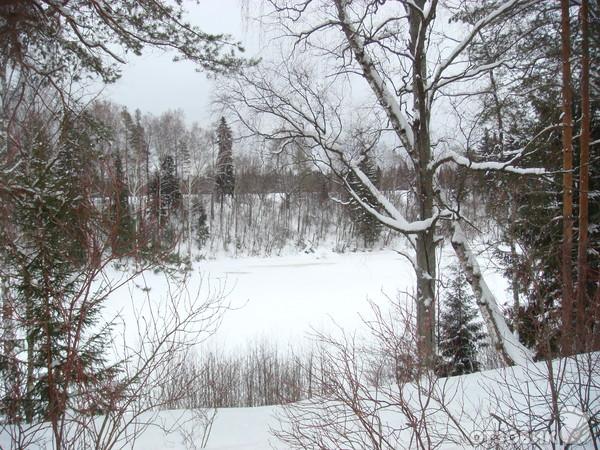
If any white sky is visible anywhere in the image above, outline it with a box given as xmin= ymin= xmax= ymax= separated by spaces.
xmin=99 ymin=0 xmax=260 ymax=126
xmin=95 ymin=1 xmax=477 ymax=152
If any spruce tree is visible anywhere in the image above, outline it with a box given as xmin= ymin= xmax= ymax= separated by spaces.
xmin=149 ymin=154 xmax=182 ymax=219
xmin=346 ymin=150 xmax=382 ymax=247
xmin=2 ymin=113 xmax=117 ymax=424
xmin=192 ymin=197 xmax=210 ymax=248
xmin=159 ymin=154 xmax=182 ymax=215
xmin=111 ymin=150 xmax=135 ymax=256
xmin=147 ymin=154 xmax=182 ymax=253
xmin=215 ymin=117 xmax=235 ymax=199
xmin=439 ymin=264 xmax=486 ymax=376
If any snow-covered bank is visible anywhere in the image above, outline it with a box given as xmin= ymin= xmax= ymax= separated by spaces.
xmin=3 ymin=354 xmax=597 ymax=449
xmin=2 ymin=248 xmax=596 ymax=449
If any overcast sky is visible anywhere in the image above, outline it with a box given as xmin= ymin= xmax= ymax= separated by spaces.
xmin=95 ymin=1 xmax=472 ymax=153
xmin=99 ymin=0 xmax=261 ymax=127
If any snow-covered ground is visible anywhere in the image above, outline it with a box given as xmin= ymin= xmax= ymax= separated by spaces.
xmin=104 ymin=245 xmax=511 ymax=352
xmin=106 ymin=354 xmax=600 ymax=449
xmin=7 ymin=247 xmax=557 ymax=450
xmin=3 ymin=354 xmax=597 ymax=449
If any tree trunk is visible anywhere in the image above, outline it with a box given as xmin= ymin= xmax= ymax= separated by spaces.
xmin=559 ymin=0 xmax=575 ymax=356
xmin=410 ymin=0 xmax=436 ymax=361
xmin=508 ymin=195 xmax=521 ymax=340
xmin=187 ymin=174 xmax=192 ymax=259
xmin=415 ymin=230 xmax=436 ymax=360
xmin=1 ymin=277 xmax=18 ymax=423
xmin=23 ymin=269 xmax=35 ymax=423
xmin=576 ymin=0 xmax=590 ymax=353
xmin=451 ymin=221 xmax=533 ymax=366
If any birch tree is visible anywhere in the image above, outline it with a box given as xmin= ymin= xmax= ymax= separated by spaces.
xmin=224 ymin=0 xmax=544 ymax=365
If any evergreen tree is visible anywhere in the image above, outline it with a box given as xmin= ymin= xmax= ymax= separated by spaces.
xmin=215 ymin=117 xmax=235 ymax=198
xmin=346 ymin=150 xmax=382 ymax=248
xmin=133 ymin=109 xmax=149 ymax=183
xmin=149 ymin=154 xmax=182 ymax=219
xmin=111 ymin=150 xmax=135 ymax=256
xmin=0 ymin=0 xmax=249 ymax=91
xmin=1 ymin=113 xmax=117 ymax=424
xmin=55 ymin=112 xmax=97 ymax=264
xmin=192 ymin=197 xmax=210 ymax=248
xmin=147 ymin=154 xmax=182 ymax=253
xmin=159 ymin=154 xmax=182 ymax=214
xmin=458 ymin=1 xmax=600 ymax=356
xmin=439 ymin=264 xmax=486 ymax=376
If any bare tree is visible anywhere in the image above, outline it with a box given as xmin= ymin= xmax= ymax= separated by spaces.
xmin=273 ymin=295 xmax=599 ymax=450
xmin=273 ymin=297 xmax=478 ymax=450
xmin=478 ymin=352 xmax=599 ymax=449
xmin=224 ymin=0 xmax=542 ymax=365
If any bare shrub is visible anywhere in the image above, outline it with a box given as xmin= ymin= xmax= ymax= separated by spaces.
xmin=157 ymin=339 xmax=319 ymax=409
xmin=0 ymin=272 xmax=230 ymax=450
xmin=273 ymin=296 xmax=475 ymax=450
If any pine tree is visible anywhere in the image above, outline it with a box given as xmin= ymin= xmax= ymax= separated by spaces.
xmin=439 ymin=264 xmax=486 ymax=376
xmin=159 ymin=154 xmax=182 ymax=214
xmin=215 ymin=117 xmax=235 ymax=199
xmin=346 ymin=150 xmax=382 ymax=248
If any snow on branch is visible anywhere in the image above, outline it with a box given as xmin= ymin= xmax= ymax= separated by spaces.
xmin=429 ymin=148 xmax=546 ymax=175
xmin=334 ymin=0 xmax=415 ymax=154
xmin=345 ymin=160 xmax=438 ymax=234
xmin=404 ymin=0 xmax=435 ymax=21
xmin=300 ymin=126 xmax=437 ymax=235
xmin=451 ymin=221 xmax=533 ymax=367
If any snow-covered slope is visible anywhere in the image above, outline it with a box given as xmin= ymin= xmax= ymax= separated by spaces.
xmin=3 ymin=355 xmax=596 ymax=449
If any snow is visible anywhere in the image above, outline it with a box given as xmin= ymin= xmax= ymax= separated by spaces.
xmin=3 ymin=245 xmax=597 ymax=449
xmin=430 ymin=148 xmax=547 ymax=175
xmin=104 ymin=250 xmax=416 ymax=351
xmin=133 ymin=407 xmax=276 ymax=450
xmin=3 ymin=354 xmax=597 ymax=449
xmin=100 ymin=234 xmax=522 ymax=358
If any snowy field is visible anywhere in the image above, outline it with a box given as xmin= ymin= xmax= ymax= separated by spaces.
xmin=100 ymin=354 xmax=600 ymax=450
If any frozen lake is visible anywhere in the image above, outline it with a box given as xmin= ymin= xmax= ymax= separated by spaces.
xmin=104 ymin=246 xmax=510 ymax=352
